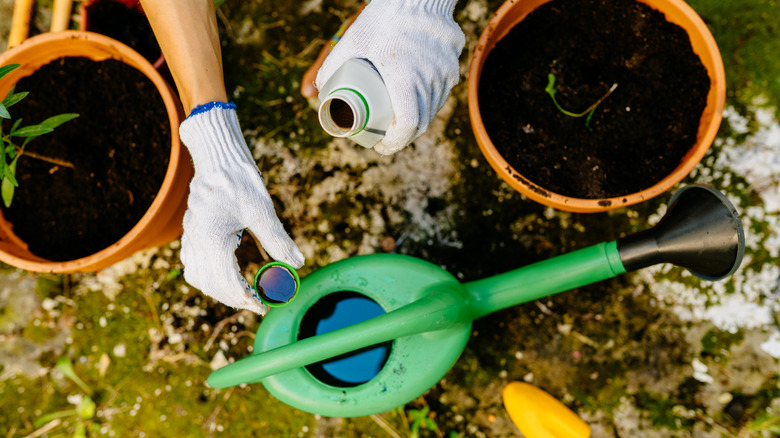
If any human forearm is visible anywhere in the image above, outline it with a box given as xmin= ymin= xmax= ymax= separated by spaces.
xmin=139 ymin=0 xmax=227 ymax=112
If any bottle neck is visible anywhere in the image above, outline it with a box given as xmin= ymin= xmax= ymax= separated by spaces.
xmin=318 ymin=88 xmax=369 ymax=137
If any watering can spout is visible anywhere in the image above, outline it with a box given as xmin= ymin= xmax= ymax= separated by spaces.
xmin=617 ymin=184 xmax=745 ymax=280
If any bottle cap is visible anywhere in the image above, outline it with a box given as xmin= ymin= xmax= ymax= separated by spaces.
xmin=255 ymin=261 xmax=300 ymax=307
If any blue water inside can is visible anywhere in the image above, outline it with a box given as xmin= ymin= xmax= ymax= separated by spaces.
xmin=299 ymin=292 xmax=391 ymax=387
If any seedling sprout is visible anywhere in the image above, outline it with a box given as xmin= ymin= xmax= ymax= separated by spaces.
xmin=545 ymin=73 xmax=618 ymax=129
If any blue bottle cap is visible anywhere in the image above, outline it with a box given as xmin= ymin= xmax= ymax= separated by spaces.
xmin=255 ymin=262 xmax=300 ymax=307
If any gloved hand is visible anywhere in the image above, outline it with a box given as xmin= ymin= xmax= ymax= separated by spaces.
xmin=315 ymin=0 xmax=465 ymax=155
xmin=178 ymin=102 xmax=304 ymax=315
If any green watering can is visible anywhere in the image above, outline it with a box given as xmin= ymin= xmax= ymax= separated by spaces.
xmin=208 ymin=185 xmax=744 ymax=417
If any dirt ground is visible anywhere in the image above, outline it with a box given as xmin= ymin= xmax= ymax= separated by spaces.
xmin=2 ymin=0 xmax=780 ymax=437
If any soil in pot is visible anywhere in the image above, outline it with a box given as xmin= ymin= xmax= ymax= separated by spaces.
xmin=83 ymin=0 xmax=161 ymax=65
xmin=1 ymin=57 xmax=170 ymax=261
xmin=478 ymin=0 xmax=711 ymax=199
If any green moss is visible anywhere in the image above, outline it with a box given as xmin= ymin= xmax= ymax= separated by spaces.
xmin=2 ymin=257 xmax=318 ymax=436
xmin=21 ymin=323 xmax=57 ymax=344
xmin=634 ymin=377 xmax=705 ymax=431
xmin=719 ymin=376 xmax=780 ymax=429
xmin=338 ymin=410 xmax=411 ymax=438
xmin=701 ymin=328 xmax=745 ymax=361
xmin=686 ymin=0 xmax=780 ymax=112
xmin=34 ymin=274 xmax=66 ymax=300
xmin=1 ymin=375 xmax=73 ymax=433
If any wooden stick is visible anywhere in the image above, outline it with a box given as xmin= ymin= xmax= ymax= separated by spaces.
xmin=8 ymin=0 xmax=34 ymax=49
xmin=50 ymin=0 xmax=73 ymax=32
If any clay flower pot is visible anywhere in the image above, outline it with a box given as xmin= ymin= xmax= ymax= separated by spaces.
xmin=79 ymin=0 xmax=166 ymax=70
xmin=468 ymin=0 xmax=726 ymax=213
xmin=0 ymin=31 xmax=191 ymax=272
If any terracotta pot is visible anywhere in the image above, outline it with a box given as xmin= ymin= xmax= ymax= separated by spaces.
xmin=468 ymin=0 xmax=726 ymax=213
xmin=0 ymin=31 xmax=192 ymax=272
xmin=79 ymin=0 xmax=166 ymax=70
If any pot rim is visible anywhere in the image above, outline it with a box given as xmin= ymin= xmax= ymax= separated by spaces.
xmin=467 ymin=0 xmax=726 ymax=213
xmin=0 ymin=30 xmax=190 ymax=272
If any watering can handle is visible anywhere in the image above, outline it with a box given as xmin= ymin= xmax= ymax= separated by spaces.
xmin=208 ymin=243 xmax=627 ymax=389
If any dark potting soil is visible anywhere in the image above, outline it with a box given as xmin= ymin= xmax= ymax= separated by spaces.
xmin=84 ymin=0 xmax=161 ymax=64
xmin=478 ymin=0 xmax=711 ymax=199
xmin=2 ymin=57 xmax=170 ymax=261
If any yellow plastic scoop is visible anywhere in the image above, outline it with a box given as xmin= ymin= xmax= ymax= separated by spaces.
xmin=502 ymin=382 xmax=590 ymax=438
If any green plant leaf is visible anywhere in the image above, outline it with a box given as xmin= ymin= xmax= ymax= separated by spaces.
xmin=40 ymin=113 xmax=79 ymax=130
xmin=167 ymin=267 xmax=183 ymax=280
xmin=546 ymin=73 xmax=589 ymax=118
xmin=1 ymin=177 xmax=12 ymax=208
xmin=78 ymin=396 xmax=96 ymax=419
xmin=55 ymin=357 xmax=93 ymax=395
xmin=2 ymin=158 xmax=18 ymax=208
xmin=74 ymin=423 xmax=87 ymax=438
xmin=2 ymin=90 xmax=28 ymax=109
xmin=0 ymin=103 xmax=9 ymax=119
xmin=10 ymin=125 xmax=54 ymax=138
xmin=545 ymin=72 xmax=618 ymax=127
xmin=33 ymin=408 xmax=78 ymax=428
xmin=545 ymin=73 xmax=559 ymax=99
xmin=750 ymin=413 xmax=780 ymax=431
xmin=409 ymin=406 xmax=432 ymax=437
xmin=4 ymin=143 xmax=16 ymax=160
xmin=5 ymin=157 xmax=18 ymax=186
xmin=0 ymin=64 xmax=20 ymax=80
xmin=9 ymin=118 xmax=22 ymax=134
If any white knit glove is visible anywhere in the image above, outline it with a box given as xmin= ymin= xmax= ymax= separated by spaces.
xmin=315 ymin=0 xmax=465 ymax=155
xmin=178 ymin=102 xmax=304 ymax=315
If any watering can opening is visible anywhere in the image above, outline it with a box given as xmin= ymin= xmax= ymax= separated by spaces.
xmin=298 ymin=291 xmax=393 ymax=387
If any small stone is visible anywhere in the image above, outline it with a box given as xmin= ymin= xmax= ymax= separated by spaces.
xmin=210 ymin=351 xmax=229 ymax=371
xmin=113 ymin=343 xmax=126 ymax=358
xmin=381 ymin=236 xmax=396 ymax=252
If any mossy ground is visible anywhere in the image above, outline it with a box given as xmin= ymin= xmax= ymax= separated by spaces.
xmin=1 ymin=0 xmax=780 ymax=436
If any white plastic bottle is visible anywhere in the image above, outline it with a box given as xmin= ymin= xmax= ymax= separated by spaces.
xmin=317 ymin=58 xmax=393 ymax=149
